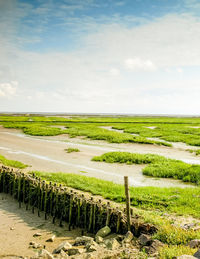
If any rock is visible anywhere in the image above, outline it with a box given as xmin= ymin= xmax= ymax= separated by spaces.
xmin=29 ymin=241 xmax=42 ymax=249
xmin=194 ymin=249 xmax=200 ymax=258
xmin=37 ymin=249 xmax=54 ymax=259
xmin=145 ymin=240 xmax=164 ymax=256
xmin=53 ymin=241 xmax=72 ymax=254
xmin=104 ymin=238 xmax=120 ymax=250
xmin=175 ymin=256 xmax=196 ymax=259
xmin=138 ymin=234 xmax=152 ymax=246
xmin=95 ymin=236 xmax=103 ymax=244
xmin=10 ymin=227 xmax=15 ymax=230
xmin=116 ymin=235 xmax=124 ymax=242
xmin=86 ymin=241 xmax=99 ymax=252
xmin=123 ymin=231 xmax=133 ymax=243
xmin=59 ymin=250 xmax=67 ymax=258
xmin=67 ymin=248 xmax=83 ymax=256
xmin=95 ymin=226 xmax=111 ymax=238
xmin=189 ymin=239 xmax=200 ymax=248
xmin=33 ymin=232 xmax=42 ymax=237
xmin=181 ymin=223 xmax=196 ymax=230
xmin=46 ymin=235 xmax=55 ymax=242
xmin=74 ymin=236 xmax=94 ymax=246
xmin=30 ymin=241 xmax=37 ymax=245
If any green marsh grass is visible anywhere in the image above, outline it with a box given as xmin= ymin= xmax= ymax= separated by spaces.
xmin=158 ymin=245 xmax=196 ymax=259
xmin=0 ymin=154 xmax=28 ymax=169
xmin=1 ymin=121 xmax=171 ymax=146
xmin=112 ymin=123 xmax=200 ymax=146
xmin=33 ymin=171 xmax=200 ymax=217
xmin=65 ymin=147 xmax=80 ymax=153
xmin=92 ymin=152 xmax=200 ymax=184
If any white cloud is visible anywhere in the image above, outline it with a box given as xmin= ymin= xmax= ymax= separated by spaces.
xmin=0 ymin=81 xmax=18 ymax=98
xmin=124 ymin=58 xmax=157 ymax=71
xmin=109 ymin=68 xmax=120 ymax=76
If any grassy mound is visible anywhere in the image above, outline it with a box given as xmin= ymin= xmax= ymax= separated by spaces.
xmin=92 ymin=152 xmax=200 ymax=184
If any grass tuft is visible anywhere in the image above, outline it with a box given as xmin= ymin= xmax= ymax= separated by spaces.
xmin=65 ymin=148 xmax=80 ymax=153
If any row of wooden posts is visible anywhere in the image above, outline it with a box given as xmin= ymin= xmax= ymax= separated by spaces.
xmin=0 ymin=166 xmax=156 ymax=236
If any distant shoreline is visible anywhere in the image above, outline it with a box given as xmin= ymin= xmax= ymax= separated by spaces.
xmin=0 ymin=112 xmax=200 ymax=118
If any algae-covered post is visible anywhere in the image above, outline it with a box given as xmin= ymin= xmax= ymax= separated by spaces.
xmin=124 ymin=176 xmax=131 ymax=231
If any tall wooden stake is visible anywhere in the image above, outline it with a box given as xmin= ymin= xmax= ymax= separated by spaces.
xmin=124 ymin=176 xmax=131 ymax=231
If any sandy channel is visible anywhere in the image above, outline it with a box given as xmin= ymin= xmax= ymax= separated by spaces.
xmin=0 ymin=126 xmax=199 ymax=188
xmin=0 ymin=193 xmax=83 ymax=257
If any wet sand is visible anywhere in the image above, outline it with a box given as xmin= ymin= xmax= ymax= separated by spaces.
xmin=0 ymin=126 xmax=199 ymax=188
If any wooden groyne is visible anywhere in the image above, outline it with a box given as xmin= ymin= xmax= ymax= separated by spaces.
xmin=0 ymin=166 xmax=157 ymax=236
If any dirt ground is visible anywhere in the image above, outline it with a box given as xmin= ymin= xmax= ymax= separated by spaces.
xmin=0 ymin=192 xmax=83 ymax=258
xmin=0 ymin=126 xmax=199 ymax=187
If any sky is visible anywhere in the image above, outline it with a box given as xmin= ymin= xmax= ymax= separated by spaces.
xmin=1 ymin=0 xmax=200 ymax=115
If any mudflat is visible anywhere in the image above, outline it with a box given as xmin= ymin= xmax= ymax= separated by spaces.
xmin=0 ymin=126 xmax=199 ymax=187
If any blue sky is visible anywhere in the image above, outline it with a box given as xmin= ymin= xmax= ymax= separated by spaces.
xmin=1 ymin=0 xmax=200 ymax=114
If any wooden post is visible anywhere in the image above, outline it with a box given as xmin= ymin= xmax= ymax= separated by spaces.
xmin=116 ymin=211 xmax=122 ymax=233
xmin=92 ymin=203 xmax=96 ymax=233
xmin=124 ymin=176 xmax=131 ymax=231
xmin=37 ymin=178 xmax=41 ymax=217
xmin=88 ymin=200 xmax=93 ymax=232
xmin=44 ymin=183 xmax=48 ymax=220
xmin=68 ymin=191 xmax=73 ymax=230
xmin=17 ymin=175 xmax=21 ymax=208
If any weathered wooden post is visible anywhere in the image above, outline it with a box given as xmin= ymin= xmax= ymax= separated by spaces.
xmin=92 ymin=203 xmax=96 ymax=233
xmin=68 ymin=190 xmax=73 ymax=230
xmin=88 ymin=197 xmax=94 ymax=232
xmin=17 ymin=174 xmax=22 ymax=208
xmin=44 ymin=183 xmax=48 ymax=220
xmin=116 ymin=210 xmax=122 ymax=233
xmin=124 ymin=176 xmax=131 ymax=231
xmin=37 ymin=178 xmax=41 ymax=217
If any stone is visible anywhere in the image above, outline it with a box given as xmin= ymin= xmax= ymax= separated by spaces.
xmin=194 ymin=249 xmax=200 ymax=258
xmin=104 ymin=238 xmax=120 ymax=250
xmin=138 ymin=234 xmax=152 ymax=246
xmin=38 ymin=249 xmax=54 ymax=259
xmin=116 ymin=235 xmax=124 ymax=242
xmin=74 ymin=236 xmax=94 ymax=246
xmin=95 ymin=226 xmax=111 ymax=238
xmin=86 ymin=241 xmax=99 ymax=252
xmin=30 ymin=241 xmax=37 ymax=245
xmin=95 ymin=236 xmax=104 ymax=244
xmin=123 ymin=231 xmax=133 ymax=243
xmin=67 ymin=248 xmax=82 ymax=256
xmin=176 ymin=256 xmax=196 ymax=259
xmin=188 ymin=239 xmax=200 ymax=248
xmin=181 ymin=223 xmax=196 ymax=230
xmin=46 ymin=235 xmax=55 ymax=242
xmin=145 ymin=240 xmax=164 ymax=256
xmin=29 ymin=241 xmax=42 ymax=249
xmin=53 ymin=241 xmax=72 ymax=254
xmin=33 ymin=232 xmax=42 ymax=237
xmin=59 ymin=250 xmax=67 ymax=258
